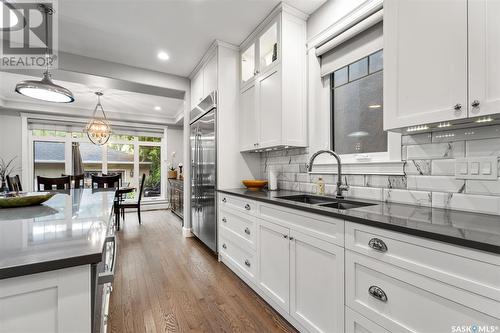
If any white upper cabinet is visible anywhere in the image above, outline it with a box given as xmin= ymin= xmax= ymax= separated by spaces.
xmin=239 ymin=5 xmax=307 ymax=152
xmin=468 ymin=0 xmax=500 ymax=118
xmin=190 ymin=50 xmax=217 ymax=108
xmin=203 ymin=52 xmax=217 ymax=98
xmin=190 ymin=69 xmax=204 ymax=108
xmin=258 ymin=68 xmax=282 ymax=148
xmin=384 ymin=0 xmax=468 ymax=130
xmin=239 ymin=83 xmax=258 ymax=151
xmin=241 ymin=43 xmax=257 ymax=86
xmin=384 ymin=0 xmax=500 ymax=131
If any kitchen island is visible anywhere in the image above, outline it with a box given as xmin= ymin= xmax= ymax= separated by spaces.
xmin=0 ymin=189 xmax=116 ymax=333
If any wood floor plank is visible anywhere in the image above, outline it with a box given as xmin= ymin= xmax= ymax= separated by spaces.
xmin=108 ymin=210 xmax=298 ymax=333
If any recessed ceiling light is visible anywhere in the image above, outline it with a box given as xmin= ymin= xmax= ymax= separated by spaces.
xmin=157 ymin=51 xmax=169 ymax=61
xmin=154 ymin=106 xmax=162 ymax=111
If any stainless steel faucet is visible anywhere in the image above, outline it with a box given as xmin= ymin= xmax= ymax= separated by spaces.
xmin=307 ymin=150 xmax=349 ymax=199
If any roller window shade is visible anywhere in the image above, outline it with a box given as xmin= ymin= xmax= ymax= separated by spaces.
xmin=318 ymin=10 xmax=383 ymax=77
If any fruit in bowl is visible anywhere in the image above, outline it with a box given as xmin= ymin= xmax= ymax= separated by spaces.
xmin=242 ymin=180 xmax=268 ymax=191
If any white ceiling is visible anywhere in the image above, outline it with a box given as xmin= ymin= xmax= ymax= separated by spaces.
xmin=0 ymin=72 xmax=185 ymax=123
xmin=57 ymin=0 xmax=326 ymax=77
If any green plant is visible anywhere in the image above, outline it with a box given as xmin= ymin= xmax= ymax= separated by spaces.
xmin=0 ymin=156 xmax=18 ymax=181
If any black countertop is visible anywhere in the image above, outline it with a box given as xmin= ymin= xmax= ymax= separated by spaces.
xmin=218 ymin=189 xmax=500 ymax=254
xmin=0 ymin=189 xmax=115 ymax=279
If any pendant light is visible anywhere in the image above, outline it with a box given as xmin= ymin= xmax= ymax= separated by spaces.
xmin=14 ymin=4 xmax=74 ymax=103
xmin=85 ymin=92 xmax=111 ymax=145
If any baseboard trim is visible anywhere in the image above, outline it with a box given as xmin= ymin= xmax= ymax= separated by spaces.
xmin=182 ymin=227 xmax=193 ymax=237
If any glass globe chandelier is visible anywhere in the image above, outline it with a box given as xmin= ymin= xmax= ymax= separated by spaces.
xmin=85 ymin=92 xmax=111 ymax=145
xmin=14 ymin=4 xmax=74 ymax=103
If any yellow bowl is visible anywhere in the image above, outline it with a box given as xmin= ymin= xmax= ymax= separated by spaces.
xmin=242 ymin=180 xmax=268 ymax=191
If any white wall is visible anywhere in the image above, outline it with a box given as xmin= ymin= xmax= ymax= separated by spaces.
xmin=0 ymin=113 xmax=22 ymax=177
xmin=166 ymin=127 xmax=184 ymax=170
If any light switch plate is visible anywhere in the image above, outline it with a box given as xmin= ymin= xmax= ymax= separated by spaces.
xmin=455 ymin=157 xmax=498 ymax=180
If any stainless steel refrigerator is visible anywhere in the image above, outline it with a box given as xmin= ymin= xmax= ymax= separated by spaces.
xmin=190 ymin=92 xmax=217 ymax=252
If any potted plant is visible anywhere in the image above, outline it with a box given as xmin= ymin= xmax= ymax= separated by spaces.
xmin=167 ymin=152 xmax=178 ymax=179
xmin=0 ymin=157 xmax=18 ymax=193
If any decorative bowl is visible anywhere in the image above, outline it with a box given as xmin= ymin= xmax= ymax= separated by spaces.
xmin=242 ymin=180 xmax=268 ymax=191
xmin=0 ymin=192 xmax=56 ymax=208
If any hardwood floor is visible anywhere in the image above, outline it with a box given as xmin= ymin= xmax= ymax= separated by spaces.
xmin=108 ymin=210 xmax=298 ymax=333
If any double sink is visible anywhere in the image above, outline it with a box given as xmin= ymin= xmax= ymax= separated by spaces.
xmin=276 ymin=194 xmax=376 ymax=210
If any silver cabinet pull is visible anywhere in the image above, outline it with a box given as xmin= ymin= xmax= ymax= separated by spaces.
xmin=289 ymin=236 xmax=295 ymax=241
xmin=245 ymin=204 xmax=251 ymax=210
xmin=471 ymin=100 xmax=480 ymax=108
xmin=222 ymin=197 xmax=227 ymax=203
xmin=222 ymin=243 xmax=227 ymax=249
xmin=368 ymin=285 xmax=388 ymax=302
xmin=222 ymin=217 xmax=227 ymax=223
xmin=244 ymin=259 xmax=251 ymax=267
xmin=368 ymin=238 xmax=388 ymax=252
xmin=98 ymin=235 xmax=118 ymax=285
xmin=454 ymin=103 xmax=462 ymax=111
xmin=244 ymin=227 xmax=251 ymax=235
xmin=283 ymin=234 xmax=288 ymax=239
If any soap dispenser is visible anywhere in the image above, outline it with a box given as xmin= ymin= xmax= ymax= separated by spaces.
xmin=317 ymin=177 xmax=325 ymax=195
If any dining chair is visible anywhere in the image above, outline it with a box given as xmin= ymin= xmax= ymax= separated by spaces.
xmin=90 ymin=174 xmax=121 ymax=189
xmin=62 ymin=174 xmax=85 ymax=189
xmin=6 ymin=175 xmax=22 ymax=192
xmin=37 ymin=176 xmax=71 ymax=191
xmin=71 ymin=174 xmax=85 ymax=189
xmin=115 ymin=174 xmax=146 ymax=229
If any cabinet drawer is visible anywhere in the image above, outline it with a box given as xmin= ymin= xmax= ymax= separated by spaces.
xmin=259 ymin=203 xmax=344 ymax=246
xmin=219 ymin=208 xmax=256 ymax=250
xmin=345 ymin=307 xmax=391 ymax=333
xmin=219 ymin=194 xmax=257 ymax=215
xmin=219 ymin=235 xmax=256 ymax=282
xmin=346 ymin=251 xmax=500 ymax=333
xmin=345 ymin=222 xmax=500 ymax=304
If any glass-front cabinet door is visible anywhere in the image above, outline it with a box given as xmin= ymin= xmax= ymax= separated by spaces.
xmin=241 ymin=43 xmax=256 ymax=86
xmin=258 ymin=19 xmax=279 ymax=74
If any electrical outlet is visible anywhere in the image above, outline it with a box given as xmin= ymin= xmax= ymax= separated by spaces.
xmin=455 ymin=157 xmax=498 ymax=180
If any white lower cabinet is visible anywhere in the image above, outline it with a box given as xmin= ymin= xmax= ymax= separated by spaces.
xmin=345 ymin=307 xmax=391 ymax=333
xmin=258 ymin=219 xmax=290 ymax=312
xmin=0 ymin=265 xmax=92 ymax=333
xmin=345 ymin=250 xmax=500 ymax=333
xmin=290 ymin=230 xmax=344 ymax=333
xmin=218 ymin=195 xmax=500 ymax=333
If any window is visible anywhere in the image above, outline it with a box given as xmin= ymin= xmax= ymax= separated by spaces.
xmin=33 ymin=141 xmax=65 ymax=185
xmin=331 ymin=50 xmax=386 ymax=155
xmin=29 ymin=125 xmax=166 ymax=201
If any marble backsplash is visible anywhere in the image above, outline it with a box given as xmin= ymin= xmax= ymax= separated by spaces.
xmin=260 ymin=124 xmax=500 ymax=215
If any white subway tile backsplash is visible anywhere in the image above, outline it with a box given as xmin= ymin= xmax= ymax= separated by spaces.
xmin=383 ymin=189 xmax=432 ymax=206
xmin=262 ymin=124 xmax=500 ymax=215
xmin=407 ymin=175 xmax=465 ymax=192
xmin=365 ymin=175 xmax=407 ymax=189
xmin=432 ymin=192 xmax=500 ymax=214
xmin=466 ymin=138 xmax=500 ymax=157
xmin=466 ymin=179 xmax=500 ymax=196
xmin=406 ymin=142 xmax=465 ymax=159
xmin=402 ymin=133 xmax=432 ymax=145
xmin=295 ymin=173 xmax=309 ymax=183
xmin=431 ymin=159 xmax=456 ymax=176
xmin=345 ymin=186 xmax=383 ymax=201
xmin=404 ymin=160 xmax=431 ymax=175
